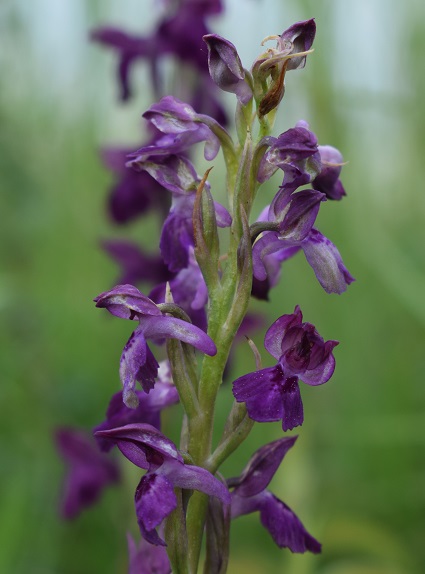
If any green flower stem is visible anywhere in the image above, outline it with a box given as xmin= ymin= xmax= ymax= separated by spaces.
xmin=164 ymin=488 xmax=190 ymax=574
xmin=208 ymin=408 xmax=255 ymax=474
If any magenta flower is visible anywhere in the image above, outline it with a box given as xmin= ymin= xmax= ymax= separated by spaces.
xmin=232 ymin=306 xmax=338 ymax=431
xmin=228 ymin=436 xmax=321 ymax=553
xmin=95 ymin=423 xmax=230 ymax=546
xmin=94 ymin=285 xmax=216 ymax=407
xmin=55 ymin=427 xmax=120 ymax=519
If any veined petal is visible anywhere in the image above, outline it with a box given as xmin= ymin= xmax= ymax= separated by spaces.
xmin=302 ymin=228 xmax=355 ymax=294
xmin=130 ymin=155 xmax=204 ymax=195
xmin=142 ymin=315 xmax=217 ymax=356
xmin=143 ymin=96 xmax=198 ymax=133
xmin=94 ymin=284 xmax=160 ymax=319
xmin=94 ymin=423 xmax=183 ymax=468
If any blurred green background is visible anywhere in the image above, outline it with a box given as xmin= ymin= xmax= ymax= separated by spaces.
xmin=1 ymin=0 xmax=425 ymax=572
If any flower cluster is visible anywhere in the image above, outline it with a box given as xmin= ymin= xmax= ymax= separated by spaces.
xmin=57 ymin=9 xmax=354 ymax=573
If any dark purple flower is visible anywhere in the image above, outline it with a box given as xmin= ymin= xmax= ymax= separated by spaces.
xmin=94 ymin=361 xmax=178 ymax=452
xmin=257 ymin=125 xmax=321 ymax=191
xmin=253 ymin=225 xmax=354 ymax=295
xmin=232 ymin=306 xmax=338 ymax=431
xmin=55 ymin=427 xmax=120 ymax=519
xmin=203 ymin=34 xmax=253 ymax=104
xmin=228 ymin=436 xmax=321 ymax=553
xmin=101 ymin=147 xmax=169 ymax=224
xmin=95 ymin=423 xmax=230 ymax=545
xmin=101 ymin=239 xmax=172 ymax=286
xmin=252 ymin=186 xmax=354 ymax=295
xmin=129 ymin=96 xmax=228 ymax=161
xmin=127 ymin=533 xmax=171 ymax=574
xmin=94 ymin=284 xmax=216 ymax=407
xmin=313 ymin=145 xmax=346 ymax=200
xmin=150 ymin=248 xmax=208 ymax=330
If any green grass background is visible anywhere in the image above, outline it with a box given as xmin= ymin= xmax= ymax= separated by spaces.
xmin=1 ymin=0 xmax=424 ymax=572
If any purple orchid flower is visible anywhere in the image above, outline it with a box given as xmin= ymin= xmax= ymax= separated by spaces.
xmin=257 ymin=124 xmax=321 ymax=191
xmin=203 ymin=34 xmax=253 ymax=104
xmin=55 ymin=427 xmax=120 ymax=519
xmin=232 ymin=306 xmax=338 ymax=431
xmin=101 ymin=146 xmax=169 ymax=224
xmin=150 ymin=247 xmax=209 ymax=330
xmin=95 ymin=423 xmax=230 ymax=546
xmin=252 ymin=185 xmax=354 ymax=295
xmin=127 ymin=533 xmax=171 ymax=574
xmin=128 ymin=96 xmax=228 ymax=161
xmin=94 ymin=284 xmax=216 ymax=408
xmin=228 ymin=436 xmax=321 ymax=553
xmin=94 ymin=361 xmax=178 ymax=452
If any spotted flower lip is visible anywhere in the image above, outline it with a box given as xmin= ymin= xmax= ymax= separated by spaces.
xmin=94 ymin=285 xmax=217 ymax=407
xmin=232 ymin=306 xmax=338 ymax=431
xmin=228 ymin=436 xmax=321 ymax=553
xmin=203 ymin=34 xmax=253 ymax=104
xmin=55 ymin=427 xmax=120 ymax=519
xmin=95 ymin=423 xmax=230 ymax=545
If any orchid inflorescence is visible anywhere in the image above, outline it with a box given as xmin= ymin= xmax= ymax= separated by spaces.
xmin=57 ymin=4 xmax=353 ymax=572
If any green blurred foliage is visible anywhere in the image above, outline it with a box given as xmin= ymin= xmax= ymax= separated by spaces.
xmin=1 ymin=1 xmax=424 ymax=572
